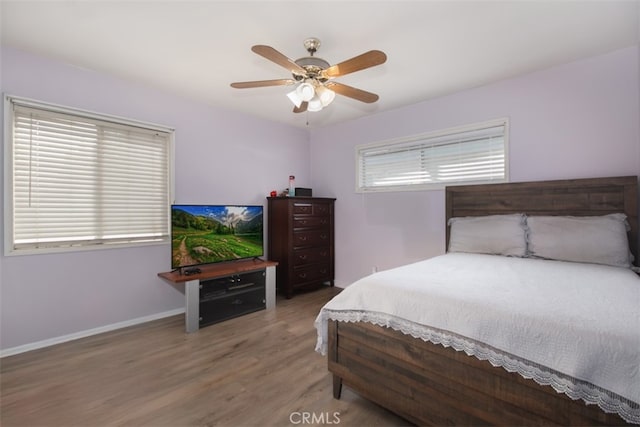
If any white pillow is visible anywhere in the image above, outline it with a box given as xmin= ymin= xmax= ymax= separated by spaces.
xmin=526 ymin=213 xmax=633 ymax=268
xmin=448 ymin=214 xmax=527 ymax=257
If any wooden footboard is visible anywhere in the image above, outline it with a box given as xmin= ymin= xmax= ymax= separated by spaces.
xmin=328 ymin=320 xmax=631 ymax=426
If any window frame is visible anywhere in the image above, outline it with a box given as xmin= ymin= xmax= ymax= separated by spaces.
xmin=355 ymin=118 xmax=509 ymax=193
xmin=3 ymin=94 xmax=175 ymax=256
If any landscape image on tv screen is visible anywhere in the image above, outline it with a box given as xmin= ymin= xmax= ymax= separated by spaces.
xmin=171 ymin=205 xmax=263 ymax=269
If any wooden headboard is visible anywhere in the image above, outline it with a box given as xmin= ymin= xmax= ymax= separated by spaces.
xmin=445 ymin=176 xmax=638 ymax=263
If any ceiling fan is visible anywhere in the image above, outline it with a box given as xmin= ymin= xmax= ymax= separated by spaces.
xmin=230 ymin=38 xmax=387 ymax=113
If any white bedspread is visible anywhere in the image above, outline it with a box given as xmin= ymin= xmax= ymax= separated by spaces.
xmin=314 ymin=253 xmax=640 ymax=424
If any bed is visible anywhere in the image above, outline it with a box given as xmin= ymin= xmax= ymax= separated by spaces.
xmin=315 ymin=176 xmax=639 ymax=426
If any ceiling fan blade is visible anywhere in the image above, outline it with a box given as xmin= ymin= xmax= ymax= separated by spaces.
xmin=230 ymin=79 xmax=295 ymax=89
xmin=251 ymin=45 xmax=307 ymax=75
xmin=326 ymin=82 xmax=379 ymax=103
xmin=293 ymin=101 xmax=308 ymax=113
xmin=321 ymin=50 xmax=387 ymax=79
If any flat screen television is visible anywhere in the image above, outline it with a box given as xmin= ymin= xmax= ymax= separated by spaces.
xmin=171 ymin=204 xmax=264 ymax=270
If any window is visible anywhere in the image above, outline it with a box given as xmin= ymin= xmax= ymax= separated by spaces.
xmin=4 ymin=95 xmax=173 ymax=255
xmin=356 ymin=118 xmax=508 ymax=192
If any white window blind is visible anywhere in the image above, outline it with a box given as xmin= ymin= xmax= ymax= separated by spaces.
xmin=6 ymin=96 xmax=172 ymax=254
xmin=356 ymin=119 xmax=508 ymax=192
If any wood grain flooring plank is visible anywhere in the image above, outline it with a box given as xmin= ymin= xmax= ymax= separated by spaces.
xmin=1 ymin=286 xmax=409 ymax=427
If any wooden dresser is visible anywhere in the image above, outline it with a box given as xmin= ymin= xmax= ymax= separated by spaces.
xmin=267 ymin=197 xmax=335 ymax=298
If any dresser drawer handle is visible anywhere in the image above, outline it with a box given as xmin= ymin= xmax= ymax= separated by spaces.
xmin=299 ymin=273 xmax=307 ymax=279
xmin=299 ymin=236 xmax=308 ymax=241
xmin=299 ymin=254 xmax=308 ymax=260
xmin=320 ymin=234 xmax=328 ymax=240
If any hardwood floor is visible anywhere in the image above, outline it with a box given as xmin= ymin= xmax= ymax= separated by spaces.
xmin=1 ymin=286 xmax=411 ymax=427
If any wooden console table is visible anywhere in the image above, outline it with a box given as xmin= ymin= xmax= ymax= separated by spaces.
xmin=158 ymin=259 xmax=278 ymax=333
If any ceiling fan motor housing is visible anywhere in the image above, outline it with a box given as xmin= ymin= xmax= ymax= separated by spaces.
xmin=293 ymin=56 xmax=330 ymax=81
xmin=291 ymin=37 xmax=329 ymax=82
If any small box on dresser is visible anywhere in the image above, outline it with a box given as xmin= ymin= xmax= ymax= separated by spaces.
xmin=267 ymin=197 xmax=336 ymax=298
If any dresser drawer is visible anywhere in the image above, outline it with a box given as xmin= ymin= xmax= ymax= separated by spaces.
xmin=292 ymin=202 xmax=332 ymax=216
xmin=291 ymin=263 xmax=331 ymax=286
xmin=313 ymin=203 xmax=331 ymax=216
xmin=292 ymin=246 xmax=331 ymax=266
xmin=293 ymin=216 xmax=330 ymax=229
xmin=293 ymin=230 xmax=330 ymax=247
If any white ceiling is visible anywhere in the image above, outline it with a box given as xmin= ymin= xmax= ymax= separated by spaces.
xmin=1 ymin=1 xmax=639 ymax=129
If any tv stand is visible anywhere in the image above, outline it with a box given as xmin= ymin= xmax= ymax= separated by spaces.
xmin=158 ymin=259 xmax=278 ymax=333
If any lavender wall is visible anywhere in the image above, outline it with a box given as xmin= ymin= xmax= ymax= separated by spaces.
xmin=0 ymin=47 xmax=310 ymax=352
xmin=2 ymin=45 xmax=638 ymax=353
xmin=310 ymin=47 xmax=640 ymax=287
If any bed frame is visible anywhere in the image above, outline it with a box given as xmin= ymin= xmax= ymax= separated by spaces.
xmin=328 ymin=176 xmax=638 ymax=426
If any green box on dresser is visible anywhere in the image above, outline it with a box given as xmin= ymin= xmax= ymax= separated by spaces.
xmin=267 ymin=197 xmax=336 ymax=298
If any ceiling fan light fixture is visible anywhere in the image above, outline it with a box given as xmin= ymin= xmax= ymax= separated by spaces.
xmin=315 ymin=85 xmax=336 ymax=107
xmin=286 ymin=89 xmax=303 ymax=108
xmin=296 ymin=82 xmax=315 ymax=102
xmin=307 ymin=95 xmax=324 ymax=112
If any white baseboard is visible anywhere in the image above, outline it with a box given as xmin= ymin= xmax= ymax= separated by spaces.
xmin=0 ymin=308 xmax=185 ymax=358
